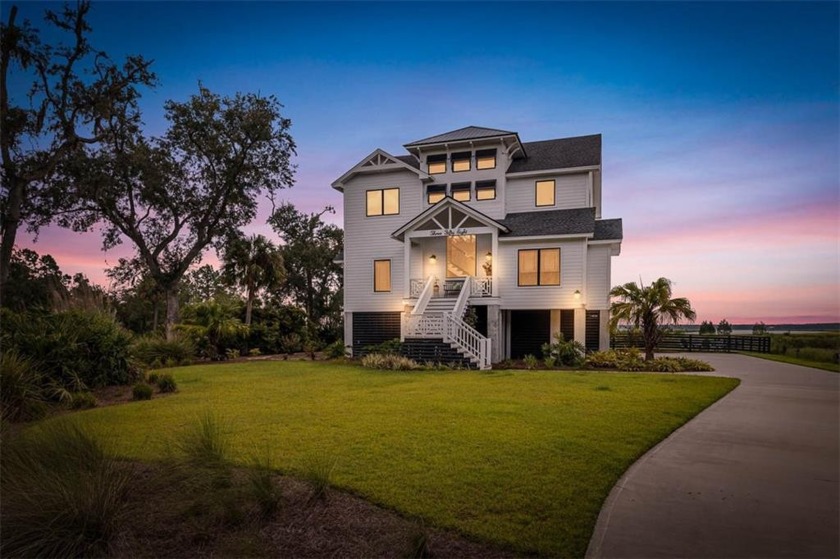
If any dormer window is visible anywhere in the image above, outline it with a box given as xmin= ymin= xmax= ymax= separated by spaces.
xmin=427 ymin=184 xmax=446 ymax=204
xmin=452 ymin=152 xmax=471 ymax=173
xmin=427 ymin=154 xmax=447 ymax=175
xmin=476 ymin=149 xmax=496 ymax=170
xmin=451 ymin=182 xmax=471 ymax=202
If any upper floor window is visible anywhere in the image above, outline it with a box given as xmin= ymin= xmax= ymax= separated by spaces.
xmin=427 ymin=154 xmax=447 ymax=175
xmin=366 ymin=188 xmax=399 ymax=216
xmin=374 ymin=259 xmax=391 ymax=292
xmin=476 ymin=149 xmax=496 ymax=170
xmin=451 ymin=182 xmax=471 ymax=202
xmin=476 ymin=180 xmax=496 ymax=201
xmin=518 ymin=248 xmax=561 ymax=286
xmin=452 ymin=152 xmax=471 ymax=173
xmin=427 ymin=184 xmax=446 ymax=205
xmin=535 ymin=180 xmax=555 ymax=207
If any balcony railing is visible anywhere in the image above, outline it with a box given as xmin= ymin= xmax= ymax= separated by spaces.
xmin=409 ymin=277 xmax=492 ymax=298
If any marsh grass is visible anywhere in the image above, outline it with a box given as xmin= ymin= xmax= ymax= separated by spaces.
xmin=0 ymin=421 xmax=133 ymax=558
xmin=247 ymin=449 xmax=282 ymax=519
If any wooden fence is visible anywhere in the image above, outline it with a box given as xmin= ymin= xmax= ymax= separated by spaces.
xmin=611 ymin=334 xmax=771 ymax=353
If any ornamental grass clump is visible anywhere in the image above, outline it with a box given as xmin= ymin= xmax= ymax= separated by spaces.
xmin=132 ymin=383 xmax=153 ymax=401
xmin=0 ymin=421 xmax=133 ymax=558
xmin=0 ymin=350 xmax=47 ymax=422
xmin=361 ymin=353 xmax=419 ymax=371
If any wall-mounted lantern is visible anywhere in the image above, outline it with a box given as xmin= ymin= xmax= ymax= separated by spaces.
xmin=429 ymin=254 xmax=437 ymax=264
xmin=574 ymin=289 xmax=581 ymax=300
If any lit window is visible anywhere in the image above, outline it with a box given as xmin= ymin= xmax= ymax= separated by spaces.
xmin=374 ymin=260 xmax=391 ymax=292
xmin=476 ymin=149 xmax=496 ymax=170
xmin=427 ymin=184 xmax=446 ymax=204
xmin=451 ymin=182 xmax=471 ymax=202
xmin=366 ymin=188 xmax=399 ymax=216
xmin=518 ymin=248 xmax=560 ymax=286
xmin=427 ymin=154 xmax=446 ymax=175
xmin=452 ymin=152 xmax=471 ymax=172
xmin=476 ymin=180 xmax=496 ymax=200
xmin=536 ymin=180 xmax=555 ymax=207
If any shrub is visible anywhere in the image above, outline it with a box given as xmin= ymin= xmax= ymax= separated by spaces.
xmin=544 ymin=356 xmax=557 ymax=369
xmin=225 ymin=348 xmax=241 ymax=360
xmin=248 ymin=348 xmax=261 ymax=357
xmin=69 ymin=392 xmax=97 ymax=410
xmin=522 ymin=354 xmax=539 ymax=370
xmin=147 ymin=372 xmax=160 ymax=384
xmin=0 ymin=351 xmax=47 ymax=422
xmin=360 ymin=353 xmax=419 ymax=371
xmin=156 ymin=374 xmax=177 ymax=393
xmin=542 ymin=332 xmax=586 ymax=367
xmin=132 ymin=383 xmax=153 ymax=401
xmin=325 ymin=340 xmax=346 ymax=359
xmin=584 ymin=348 xmax=645 ymax=371
xmin=644 ymin=358 xmax=681 ymax=373
xmin=2 ymin=309 xmax=141 ymax=390
xmin=131 ymin=335 xmax=194 ymax=367
xmin=666 ymin=357 xmax=715 ymax=372
xmin=0 ymin=421 xmax=133 ymax=557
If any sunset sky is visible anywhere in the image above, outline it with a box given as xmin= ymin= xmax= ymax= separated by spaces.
xmin=7 ymin=1 xmax=839 ymax=324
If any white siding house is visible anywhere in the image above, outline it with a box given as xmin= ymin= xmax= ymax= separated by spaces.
xmin=332 ymin=126 xmax=623 ymax=368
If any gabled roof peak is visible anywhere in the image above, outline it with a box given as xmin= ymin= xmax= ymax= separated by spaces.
xmin=404 ymin=126 xmax=517 ymax=148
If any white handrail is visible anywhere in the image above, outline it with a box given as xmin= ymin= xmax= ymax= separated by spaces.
xmin=451 ymin=276 xmax=472 ymax=319
xmin=444 ymin=312 xmax=491 ymax=370
xmin=412 ymin=275 xmax=435 ymax=316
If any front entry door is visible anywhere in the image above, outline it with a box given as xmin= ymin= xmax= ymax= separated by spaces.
xmin=446 ymin=235 xmax=476 ymax=278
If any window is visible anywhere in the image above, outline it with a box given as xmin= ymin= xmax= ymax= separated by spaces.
xmin=366 ymin=188 xmax=399 ymax=216
xmin=427 ymin=184 xmax=446 ymax=205
xmin=518 ymin=248 xmax=561 ymax=286
xmin=374 ymin=260 xmax=391 ymax=292
xmin=535 ymin=180 xmax=555 ymax=207
xmin=427 ymin=154 xmax=446 ymax=175
xmin=452 ymin=151 xmax=471 ymax=172
xmin=451 ymin=182 xmax=471 ymax=202
xmin=476 ymin=179 xmax=496 ymax=200
xmin=476 ymin=149 xmax=496 ymax=170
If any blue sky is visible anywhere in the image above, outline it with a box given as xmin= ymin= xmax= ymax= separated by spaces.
xmin=8 ymin=1 xmax=839 ymax=323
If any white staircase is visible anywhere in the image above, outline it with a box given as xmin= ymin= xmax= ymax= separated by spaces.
xmin=404 ymin=276 xmax=491 ymax=370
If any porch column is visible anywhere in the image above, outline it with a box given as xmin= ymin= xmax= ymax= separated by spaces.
xmin=574 ymin=307 xmax=586 ymax=347
xmin=491 ymin=231 xmax=499 ymax=297
xmin=403 ymin=234 xmax=411 ymax=298
xmin=487 ymin=305 xmax=503 ymax=363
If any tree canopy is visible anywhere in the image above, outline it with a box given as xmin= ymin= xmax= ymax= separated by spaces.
xmin=610 ymin=277 xmax=697 ymax=360
xmin=53 ymin=86 xmax=296 ymax=338
xmin=0 ymin=1 xmax=155 ymax=295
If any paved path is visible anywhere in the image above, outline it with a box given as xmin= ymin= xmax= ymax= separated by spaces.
xmin=586 ymin=353 xmax=839 ymax=559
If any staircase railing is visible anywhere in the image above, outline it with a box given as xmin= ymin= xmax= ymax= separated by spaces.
xmin=470 ymin=277 xmax=492 ymax=297
xmin=404 ymin=275 xmax=436 ymax=339
xmin=451 ymin=276 xmax=471 ymax=319
xmin=444 ymin=313 xmax=491 ymax=370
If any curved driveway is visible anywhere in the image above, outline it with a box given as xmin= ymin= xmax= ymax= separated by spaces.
xmin=587 ymin=353 xmax=839 ymax=558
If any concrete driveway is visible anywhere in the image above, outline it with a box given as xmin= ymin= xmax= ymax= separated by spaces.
xmin=586 ymin=353 xmax=839 ymax=559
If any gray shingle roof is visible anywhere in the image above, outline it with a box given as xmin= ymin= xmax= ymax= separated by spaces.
xmin=405 ymin=126 xmax=516 ymax=147
xmin=395 ymin=154 xmax=419 ymax=169
xmin=594 ymin=218 xmax=623 ymax=241
xmin=499 ymin=208 xmax=623 ymax=240
xmin=500 ymin=208 xmax=596 ymax=237
xmin=507 ymin=134 xmax=601 ymax=173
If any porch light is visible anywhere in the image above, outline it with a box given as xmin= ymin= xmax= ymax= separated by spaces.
xmin=574 ymin=289 xmax=581 ymax=300
xmin=429 ymin=254 xmax=437 ymax=264
xmin=485 ymin=251 xmax=492 ymax=262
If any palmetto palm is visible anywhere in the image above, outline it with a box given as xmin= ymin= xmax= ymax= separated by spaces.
xmin=609 ymin=277 xmax=696 ymax=361
xmin=222 ymin=235 xmax=285 ymax=326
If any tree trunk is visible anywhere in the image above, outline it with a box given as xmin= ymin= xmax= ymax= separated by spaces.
xmin=0 ymin=177 xmax=23 ymax=296
xmin=152 ymin=301 xmax=160 ymax=333
xmin=245 ymin=290 xmax=253 ymax=326
xmin=164 ymin=283 xmax=180 ymax=341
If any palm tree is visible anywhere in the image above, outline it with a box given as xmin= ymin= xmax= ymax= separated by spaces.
xmin=222 ymin=235 xmax=285 ymax=326
xmin=609 ymin=277 xmax=696 ymax=361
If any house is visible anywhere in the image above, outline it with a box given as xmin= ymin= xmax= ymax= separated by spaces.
xmin=331 ymin=126 xmax=623 ymax=369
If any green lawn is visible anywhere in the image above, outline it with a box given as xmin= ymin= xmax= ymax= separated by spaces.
xmin=59 ymin=361 xmax=738 ymax=557
xmin=739 ymin=351 xmax=839 ymax=373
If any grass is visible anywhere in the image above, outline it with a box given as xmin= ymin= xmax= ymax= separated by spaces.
xmin=739 ymin=351 xmax=840 ymax=373
xmin=50 ymin=361 xmax=738 ymax=557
